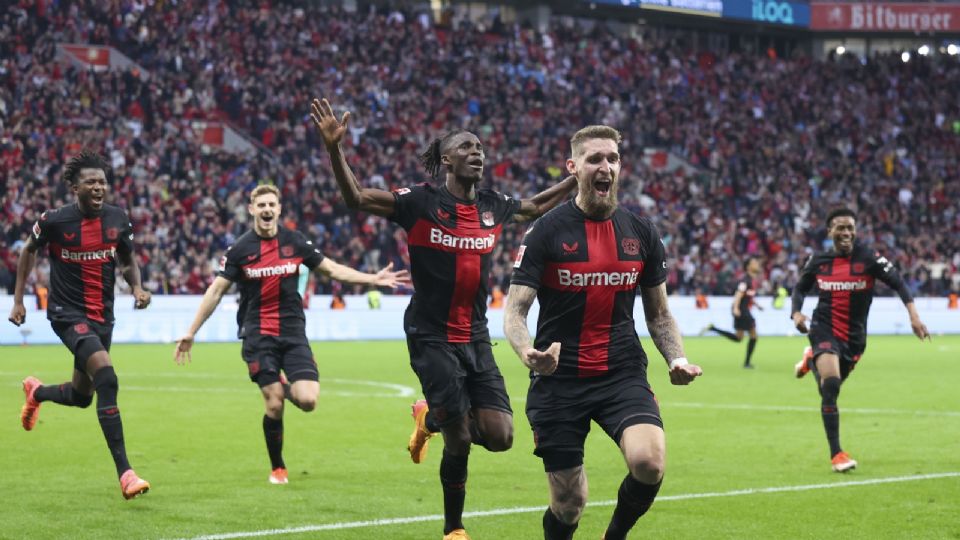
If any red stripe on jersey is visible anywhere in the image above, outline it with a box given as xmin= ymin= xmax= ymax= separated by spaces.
xmin=447 ymin=204 xmax=486 ymax=342
xmin=831 ymin=257 xmax=851 ymax=341
xmin=259 ymin=238 xmax=281 ymax=336
xmin=80 ymin=218 xmax=105 ymax=322
xmin=542 ymin=221 xmax=644 ymax=377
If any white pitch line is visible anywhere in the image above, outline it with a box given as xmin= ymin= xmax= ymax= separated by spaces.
xmin=667 ymin=402 xmax=960 ymax=417
xmin=174 ymin=472 xmax=960 ymax=540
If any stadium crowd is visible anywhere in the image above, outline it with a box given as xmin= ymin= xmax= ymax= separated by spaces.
xmin=2 ymin=1 xmax=959 ymax=300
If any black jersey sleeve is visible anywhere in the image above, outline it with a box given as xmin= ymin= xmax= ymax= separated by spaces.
xmin=492 ymin=190 xmax=523 ymax=224
xmin=296 ymin=233 xmax=326 ymax=270
xmin=638 ymin=219 xmax=668 ymax=288
xmin=510 ymin=220 xmax=548 ymax=290
xmin=217 ymin=246 xmax=243 ymax=282
xmin=30 ymin=211 xmax=54 ymax=248
xmin=791 ymin=254 xmax=817 ymax=314
xmin=870 ymin=251 xmax=913 ymax=304
xmin=389 ymin=184 xmax=431 ymax=230
xmin=116 ymin=211 xmax=135 ymax=258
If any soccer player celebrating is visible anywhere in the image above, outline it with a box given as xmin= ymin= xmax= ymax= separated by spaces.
xmin=504 ymin=126 xmax=702 ymax=540
xmin=702 ymin=257 xmax=764 ymax=368
xmin=791 ymin=207 xmax=930 ymax=472
xmin=8 ymin=151 xmax=152 ymax=499
xmin=173 ymin=184 xmax=409 ymax=484
xmin=312 ymin=97 xmax=576 ymax=540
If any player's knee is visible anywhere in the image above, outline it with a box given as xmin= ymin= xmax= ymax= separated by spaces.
xmin=553 ymin=492 xmax=587 ymax=524
xmin=483 ymin=425 xmax=513 ymax=452
xmin=821 ymin=376 xmax=841 ymax=402
xmin=75 ymin=392 xmax=93 ymax=408
xmin=444 ymin=431 xmax=473 ymax=454
xmin=628 ymin=455 xmax=665 ymax=484
xmin=297 ymin=396 xmax=317 ymax=412
xmin=264 ymin=397 xmax=284 ymax=418
xmin=92 ymin=366 xmax=118 ymax=392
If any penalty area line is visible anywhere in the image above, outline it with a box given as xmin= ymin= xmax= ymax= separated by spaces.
xmin=174 ymin=472 xmax=959 ymax=540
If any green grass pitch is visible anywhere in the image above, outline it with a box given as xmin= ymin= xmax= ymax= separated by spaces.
xmin=2 ymin=335 xmax=958 ymax=539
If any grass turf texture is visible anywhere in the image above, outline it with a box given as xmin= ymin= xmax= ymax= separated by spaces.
xmin=2 ymin=335 xmax=958 ymax=539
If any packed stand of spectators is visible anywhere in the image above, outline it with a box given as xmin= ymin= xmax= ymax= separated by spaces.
xmin=2 ymin=1 xmax=959 ymax=301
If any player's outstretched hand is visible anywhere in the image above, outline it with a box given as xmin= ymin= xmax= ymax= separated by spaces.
xmin=792 ymin=312 xmax=809 ymax=334
xmin=911 ymin=318 xmax=931 ymax=341
xmin=8 ymin=303 xmax=25 ymax=326
xmin=133 ymin=287 xmax=151 ymax=309
xmin=522 ymin=342 xmax=561 ymax=375
xmin=174 ymin=334 xmax=194 ymax=365
xmin=310 ymin=98 xmax=351 ymax=149
xmin=373 ymin=262 xmax=411 ymax=289
xmin=669 ymin=362 xmax=703 ymax=385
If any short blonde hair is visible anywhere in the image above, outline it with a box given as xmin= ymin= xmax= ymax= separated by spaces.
xmin=570 ymin=125 xmax=622 ymax=158
xmin=249 ymin=184 xmax=281 ymax=204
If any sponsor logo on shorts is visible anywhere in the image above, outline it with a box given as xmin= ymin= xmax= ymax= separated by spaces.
xmin=74 ymin=323 xmax=90 ymax=334
xmin=817 ymin=341 xmax=832 ymax=350
xmin=248 ymin=360 xmax=260 ymax=375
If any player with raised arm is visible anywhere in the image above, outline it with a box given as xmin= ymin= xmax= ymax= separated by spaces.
xmin=8 ymin=151 xmax=152 ymax=499
xmin=312 ymin=97 xmax=577 ymax=540
xmin=791 ymin=207 xmax=929 ymax=472
xmin=504 ymin=126 xmax=702 ymax=540
xmin=173 ymin=185 xmax=409 ymax=484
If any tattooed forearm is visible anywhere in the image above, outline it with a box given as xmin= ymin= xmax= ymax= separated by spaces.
xmin=641 ymin=283 xmax=686 ymax=362
xmin=504 ymin=284 xmax=537 ymax=359
xmin=647 ymin=312 xmax=685 ymax=361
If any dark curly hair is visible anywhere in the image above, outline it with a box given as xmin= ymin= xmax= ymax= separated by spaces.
xmin=418 ymin=129 xmax=470 ymax=180
xmin=62 ymin=151 xmax=110 ymax=185
xmin=826 ymin=207 xmax=857 ymax=228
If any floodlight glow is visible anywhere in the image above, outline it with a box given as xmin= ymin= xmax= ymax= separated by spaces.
xmin=901 ymin=51 xmax=911 ymax=63
xmin=836 ymin=46 xmax=846 ymax=55
xmin=948 ymin=44 xmax=959 ymax=56
xmin=918 ymin=45 xmax=930 ymax=56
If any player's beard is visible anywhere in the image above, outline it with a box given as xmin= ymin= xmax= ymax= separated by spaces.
xmin=578 ymin=181 xmax=619 ymax=219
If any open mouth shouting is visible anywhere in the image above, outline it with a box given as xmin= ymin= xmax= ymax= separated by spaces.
xmin=594 ymin=177 xmax=613 ymax=197
xmin=467 ymin=157 xmax=484 ymax=172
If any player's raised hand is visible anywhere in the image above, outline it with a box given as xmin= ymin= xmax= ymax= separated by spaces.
xmin=522 ymin=342 xmax=561 ymax=375
xmin=373 ymin=262 xmax=411 ymax=289
xmin=8 ymin=303 xmax=26 ymax=326
xmin=173 ymin=334 xmax=194 ymax=365
xmin=310 ymin=98 xmax=351 ymax=149
xmin=911 ymin=318 xmax=931 ymax=341
xmin=792 ymin=312 xmax=809 ymax=334
xmin=669 ymin=362 xmax=703 ymax=385
xmin=133 ymin=286 xmax=151 ymax=309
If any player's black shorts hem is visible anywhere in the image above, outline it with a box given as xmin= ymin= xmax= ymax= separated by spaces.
xmin=526 ymin=368 xmax=662 ymax=470
xmin=807 ymin=325 xmax=865 ymax=381
xmin=407 ymin=336 xmax=511 ymax=427
xmin=241 ymin=334 xmax=318 ymax=388
xmin=733 ymin=314 xmax=756 ymax=331
xmin=51 ymin=319 xmax=113 ymax=374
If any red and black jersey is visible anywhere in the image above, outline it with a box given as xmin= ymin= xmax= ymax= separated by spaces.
xmin=218 ymin=228 xmax=325 ymax=338
xmin=511 ymin=201 xmax=668 ymax=379
xmin=390 ymin=184 xmax=521 ymax=343
xmin=791 ymin=242 xmax=912 ymax=348
xmin=31 ymin=203 xmax=135 ymax=324
xmin=735 ymin=277 xmax=759 ymax=314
